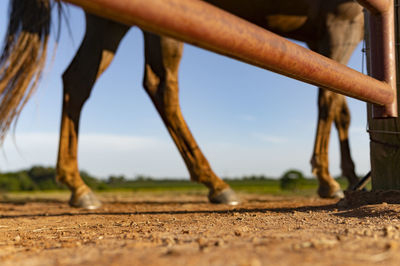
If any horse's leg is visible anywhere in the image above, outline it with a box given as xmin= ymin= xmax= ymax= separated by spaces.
xmin=57 ymin=14 xmax=129 ymax=209
xmin=309 ymin=10 xmax=363 ymax=198
xmin=334 ymin=97 xmax=359 ymax=189
xmin=142 ymin=32 xmax=239 ymax=204
xmin=311 ymin=90 xmax=346 ymax=198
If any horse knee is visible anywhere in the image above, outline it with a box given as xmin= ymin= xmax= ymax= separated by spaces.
xmin=160 ymin=37 xmax=183 ymax=71
xmin=143 ymin=32 xmax=182 ymax=107
xmin=143 ymin=65 xmax=180 ymax=113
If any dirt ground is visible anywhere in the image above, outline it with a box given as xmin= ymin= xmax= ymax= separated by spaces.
xmin=1 ymin=191 xmax=400 ymax=266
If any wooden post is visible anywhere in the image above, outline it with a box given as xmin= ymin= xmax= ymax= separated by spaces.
xmin=368 ymin=0 xmax=400 ymax=190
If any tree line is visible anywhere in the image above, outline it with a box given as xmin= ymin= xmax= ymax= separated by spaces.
xmin=0 ymin=166 xmax=104 ymax=191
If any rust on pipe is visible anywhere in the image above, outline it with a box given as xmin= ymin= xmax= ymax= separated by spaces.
xmin=62 ymin=0 xmax=395 ymax=114
xmin=357 ymin=0 xmax=397 ymax=117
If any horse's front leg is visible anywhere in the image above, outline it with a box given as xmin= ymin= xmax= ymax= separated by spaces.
xmin=311 ymin=89 xmax=344 ymax=198
xmin=57 ymin=14 xmax=129 ymax=209
xmin=142 ymin=32 xmax=239 ymax=205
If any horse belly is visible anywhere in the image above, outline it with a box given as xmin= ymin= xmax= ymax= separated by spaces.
xmin=264 ymin=15 xmax=308 ymax=34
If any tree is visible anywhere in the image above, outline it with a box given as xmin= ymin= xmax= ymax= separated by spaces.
xmin=27 ymin=166 xmax=59 ymax=190
xmin=280 ymin=169 xmax=305 ymax=191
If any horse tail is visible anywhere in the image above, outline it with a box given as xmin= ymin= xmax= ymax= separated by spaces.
xmin=0 ymin=0 xmax=62 ymax=143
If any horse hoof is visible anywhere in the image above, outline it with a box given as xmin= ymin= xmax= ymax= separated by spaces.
xmin=208 ymin=188 xmax=240 ymax=205
xmin=318 ymin=188 xmax=344 ymax=199
xmin=332 ymin=189 xmax=345 ymax=199
xmin=69 ymin=191 xmax=102 ymax=210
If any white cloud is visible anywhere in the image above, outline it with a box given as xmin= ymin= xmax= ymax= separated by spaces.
xmin=1 ymin=132 xmax=58 ymax=167
xmin=0 ymin=130 xmax=371 ymax=179
xmin=0 ymin=132 xmax=186 ymax=178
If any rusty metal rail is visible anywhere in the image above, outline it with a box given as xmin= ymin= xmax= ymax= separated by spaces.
xmin=61 ymin=0 xmax=397 ymax=117
xmin=359 ymin=0 xmax=397 ymax=117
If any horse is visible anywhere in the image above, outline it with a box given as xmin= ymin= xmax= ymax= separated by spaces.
xmin=0 ymin=0 xmax=364 ymax=209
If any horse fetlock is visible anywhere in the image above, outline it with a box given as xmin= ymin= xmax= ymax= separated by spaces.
xmin=193 ymin=171 xmax=236 ymax=203
xmin=191 ymin=170 xmax=229 ymax=191
xmin=56 ymin=169 xmax=80 ymax=187
xmin=55 ymin=171 xmax=69 ymax=186
xmin=311 ymin=159 xmax=343 ymax=198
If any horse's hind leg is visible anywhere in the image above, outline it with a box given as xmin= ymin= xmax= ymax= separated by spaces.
xmin=57 ymin=14 xmax=129 ymax=209
xmin=309 ymin=8 xmax=363 ymax=198
xmin=334 ymin=98 xmax=359 ymax=189
xmin=142 ymin=32 xmax=239 ymax=205
xmin=311 ymin=92 xmax=357 ymax=195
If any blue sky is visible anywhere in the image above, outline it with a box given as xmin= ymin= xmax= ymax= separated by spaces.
xmin=0 ymin=3 xmax=370 ymax=179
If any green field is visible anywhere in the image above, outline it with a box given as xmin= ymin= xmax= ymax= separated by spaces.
xmin=0 ymin=166 xmax=368 ymax=199
xmin=92 ymin=177 xmax=350 ymax=196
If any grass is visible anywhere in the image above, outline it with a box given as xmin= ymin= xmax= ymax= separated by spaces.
xmin=1 ymin=177 xmax=366 ymax=201
xmin=106 ymin=176 xmax=368 ymax=197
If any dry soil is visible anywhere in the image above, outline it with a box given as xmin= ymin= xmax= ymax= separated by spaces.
xmin=1 ymin=192 xmax=400 ymax=266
